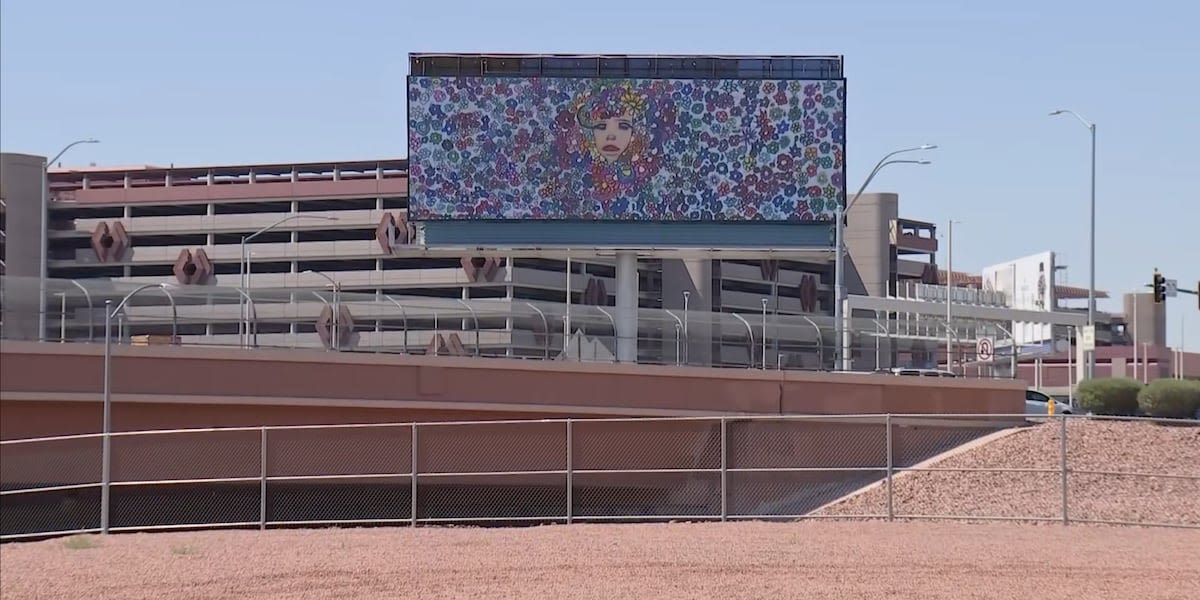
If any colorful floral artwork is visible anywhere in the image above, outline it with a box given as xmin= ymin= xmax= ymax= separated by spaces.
xmin=408 ymin=76 xmax=845 ymax=222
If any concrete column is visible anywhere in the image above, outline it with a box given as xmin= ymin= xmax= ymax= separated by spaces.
xmin=505 ymin=258 xmax=514 ymax=358
xmin=661 ymin=259 xmax=713 ymax=366
xmin=0 ymin=153 xmax=46 ymax=341
xmin=615 ymin=251 xmax=639 ymax=363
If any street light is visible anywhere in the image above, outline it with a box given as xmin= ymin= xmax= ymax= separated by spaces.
xmin=834 ymin=145 xmax=935 ymax=371
xmin=303 ymin=269 xmax=341 ymax=351
xmin=100 ymin=283 xmax=177 ymax=534
xmin=39 ymin=139 xmax=100 ymax=340
xmin=945 ymin=219 xmax=962 ymax=371
xmin=239 ymin=214 xmax=339 ymax=343
xmin=1050 ymin=109 xmax=1097 ymax=380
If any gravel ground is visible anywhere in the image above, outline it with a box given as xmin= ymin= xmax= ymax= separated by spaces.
xmin=819 ymin=418 xmax=1200 ymax=525
xmin=2 ymin=521 xmax=1198 ymax=600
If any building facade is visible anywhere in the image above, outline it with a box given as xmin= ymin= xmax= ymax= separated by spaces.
xmin=3 ymin=151 xmax=1185 ymax=379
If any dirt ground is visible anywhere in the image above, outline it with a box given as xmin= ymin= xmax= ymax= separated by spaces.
xmin=2 ymin=521 xmax=1198 ymax=599
xmin=819 ymin=419 xmax=1200 ymax=525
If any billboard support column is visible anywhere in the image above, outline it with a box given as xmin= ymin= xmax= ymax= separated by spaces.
xmin=840 ymin=296 xmax=851 ymax=371
xmin=615 ymin=252 xmax=638 ymax=363
xmin=834 ymin=201 xmax=846 ymax=371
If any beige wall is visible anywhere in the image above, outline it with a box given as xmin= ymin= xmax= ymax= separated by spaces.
xmin=845 ymin=192 xmax=898 ymax=298
xmin=1124 ymin=291 xmax=1167 ymax=347
xmin=0 ymin=152 xmax=46 ymax=340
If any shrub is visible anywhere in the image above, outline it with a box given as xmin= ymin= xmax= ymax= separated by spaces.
xmin=1075 ymin=378 xmax=1142 ymax=416
xmin=1137 ymin=379 xmax=1200 ymax=419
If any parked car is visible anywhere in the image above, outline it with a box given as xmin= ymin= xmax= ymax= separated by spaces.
xmin=1025 ymin=388 xmax=1072 ymax=417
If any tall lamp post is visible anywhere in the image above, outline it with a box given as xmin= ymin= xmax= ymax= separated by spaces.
xmin=1050 ymin=109 xmax=1097 ymax=380
xmin=945 ymin=219 xmax=962 ymax=371
xmin=101 ymin=283 xmax=177 ymax=534
xmin=39 ymin=139 xmax=100 ymax=340
xmin=834 ymin=145 xmax=936 ymax=371
xmin=240 ymin=214 xmax=338 ymax=344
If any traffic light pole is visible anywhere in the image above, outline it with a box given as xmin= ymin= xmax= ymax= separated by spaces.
xmin=1151 ymin=271 xmax=1197 ymax=305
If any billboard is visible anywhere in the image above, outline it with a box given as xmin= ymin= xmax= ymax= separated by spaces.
xmin=407 ymin=76 xmax=845 ymax=222
xmin=982 ymin=251 xmax=1057 ymax=347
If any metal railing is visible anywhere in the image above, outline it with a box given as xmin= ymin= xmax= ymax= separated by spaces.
xmin=2 ymin=413 xmax=1196 ymax=540
xmin=2 ymin=275 xmax=1036 ymax=375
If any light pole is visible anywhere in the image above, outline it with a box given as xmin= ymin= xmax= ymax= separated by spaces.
xmin=945 ymin=220 xmax=961 ymax=371
xmin=39 ymin=139 xmax=100 ymax=340
xmin=761 ymin=298 xmax=768 ymax=370
xmin=304 ymin=270 xmax=341 ymax=351
xmin=682 ymin=290 xmax=690 ymax=365
xmin=101 ymin=283 xmax=176 ymax=534
xmin=240 ymin=215 xmax=338 ymax=344
xmin=834 ymin=145 xmax=935 ymax=371
xmin=1050 ymin=109 xmax=1096 ymax=380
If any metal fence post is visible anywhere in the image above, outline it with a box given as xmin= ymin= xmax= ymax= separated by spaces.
xmin=720 ymin=417 xmax=728 ymax=521
xmin=259 ymin=427 xmax=268 ymax=531
xmin=565 ymin=419 xmax=573 ymax=524
xmin=100 ymin=299 xmax=113 ymax=535
xmin=885 ymin=414 xmax=894 ymax=522
xmin=410 ymin=423 xmax=418 ymax=528
xmin=1060 ymin=414 xmax=1069 ymax=525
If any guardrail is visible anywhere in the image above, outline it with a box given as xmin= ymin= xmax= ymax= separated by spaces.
xmin=2 ymin=413 xmax=1196 ymax=541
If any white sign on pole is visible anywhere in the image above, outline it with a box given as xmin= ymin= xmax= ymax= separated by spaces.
xmin=977 ymin=337 xmax=995 ymax=363
xmin=1080 ymin=325 xmax=1096 ymax=352
xmin=1165 ymin=279 xmax=1178 ymax=298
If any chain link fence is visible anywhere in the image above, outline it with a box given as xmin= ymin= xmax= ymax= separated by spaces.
xmin=3 ymin=414 xmax=1197 ymax=540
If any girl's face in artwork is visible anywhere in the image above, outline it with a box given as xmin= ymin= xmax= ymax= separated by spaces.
xmin=589 ymin=114 xmax=634 ymax=162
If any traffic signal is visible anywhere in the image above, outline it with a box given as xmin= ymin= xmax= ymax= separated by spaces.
xmin=1152 ymin=271 xmax=1166 ymax=303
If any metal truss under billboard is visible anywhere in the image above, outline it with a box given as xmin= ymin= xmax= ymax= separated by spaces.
xmin=408 ymin=76 xmax=845 ymax=222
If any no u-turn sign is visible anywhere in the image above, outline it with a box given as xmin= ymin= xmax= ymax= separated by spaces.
xmin=977 ymin=337 xmax=995 ymax=363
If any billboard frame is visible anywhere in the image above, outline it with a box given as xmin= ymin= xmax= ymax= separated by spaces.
xmin=408 ymin=53 xmax=844 ymax=80
xmin=406 ymin=74 xmax=846 ymax=224
xmin=405 ymin=53 xmax=846 ymax=250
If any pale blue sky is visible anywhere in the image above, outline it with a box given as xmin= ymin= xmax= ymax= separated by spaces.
xmin=2 ymin=0 xmax=1196 ymax=347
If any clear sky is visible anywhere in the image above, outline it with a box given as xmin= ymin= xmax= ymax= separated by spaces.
xmin=2 ymin=0 xmax=1197 ymax=348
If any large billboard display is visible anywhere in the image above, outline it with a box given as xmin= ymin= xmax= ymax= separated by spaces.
xmin=982 ymin=251 xmax=1058 ymax=347
xmin=407 ymin=76 xmax=845 ymax=222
